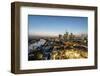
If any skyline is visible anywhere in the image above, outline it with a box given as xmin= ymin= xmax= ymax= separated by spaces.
xmin=28 ymin=15 xmax=88 ymax=37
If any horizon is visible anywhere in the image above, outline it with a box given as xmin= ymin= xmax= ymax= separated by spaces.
xmin=29 ymin=32 xmax=88 ymax=38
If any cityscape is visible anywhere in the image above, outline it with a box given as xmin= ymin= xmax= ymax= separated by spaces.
xmin=28 ymin=15 xmax=88 ymax=60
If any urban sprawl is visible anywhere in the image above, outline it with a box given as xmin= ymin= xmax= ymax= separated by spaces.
xmin=28 ymin=32 xmax=88 ymax=60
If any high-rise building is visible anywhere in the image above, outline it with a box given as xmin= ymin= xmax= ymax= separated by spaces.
xmin=69 ymin=33 xmax=74 ymax=40
xmin=63 ymin=31 xmax=69 ymax=41
xmin=59 ymin=34 xmax=63 ymax=39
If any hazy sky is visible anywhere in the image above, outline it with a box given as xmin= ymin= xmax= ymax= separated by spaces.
xmin=28 ymin=15 xmax=88 ymax=36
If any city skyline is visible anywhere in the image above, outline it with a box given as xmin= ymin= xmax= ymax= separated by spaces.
xmin=28 ymin=15 xmax=88 ymax=37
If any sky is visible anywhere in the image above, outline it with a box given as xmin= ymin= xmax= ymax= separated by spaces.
xmin=28 ymin=15 xmax=88 ymax=37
